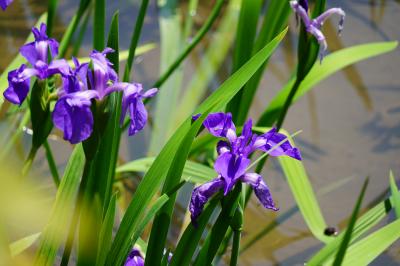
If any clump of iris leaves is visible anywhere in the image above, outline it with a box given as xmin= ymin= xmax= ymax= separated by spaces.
xmin=0 ymin=0 xmax=399 ymax=266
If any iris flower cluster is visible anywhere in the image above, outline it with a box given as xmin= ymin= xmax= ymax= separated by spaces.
xmin=3 ymin=23 xmax=157 ymax=144
xmin=290 ymin=0 xmax=345 ymax=60
xmin=0 ymin=0 xmax=12 ymax=10
xmin=189 ymin=112 xmax=302 ymax=223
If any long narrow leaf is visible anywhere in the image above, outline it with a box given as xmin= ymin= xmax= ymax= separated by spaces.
xmin=116 ymin=157 xmax=215 ymax=184
xmin=34 ymin=145 xmax=85 ymax=266
xmin=333 ymin=179 xmax=369 ymax=266
xmin=258 ymin=41 xmax=398 ymax=126
xmin=332 ymin=219 xmax=400 ymax=266
xmin=106 ymin=29 xmax=287 ymax=266
xmin=389 ymin=171 xmax=400 ymax=218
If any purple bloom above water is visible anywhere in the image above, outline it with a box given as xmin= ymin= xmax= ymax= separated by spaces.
xmin=124 ymin=248 xmax=144 ymax=266
xmin=290 ymin=0 xmax=345 ymax=61
xmin=0 ymin=0 xmax=13 ymax=10
xmin=189 ymin=112 xmax=301 ymax=224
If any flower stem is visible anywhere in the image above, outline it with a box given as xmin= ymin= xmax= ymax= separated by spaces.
xmin=230 ymin=229 xmax=241 ymax=266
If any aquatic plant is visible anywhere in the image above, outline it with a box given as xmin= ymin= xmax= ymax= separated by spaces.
xmin=0 ymin=1 xmax=399 ymax=266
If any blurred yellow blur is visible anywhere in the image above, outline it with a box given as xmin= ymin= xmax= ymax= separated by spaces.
xmin=0 ymin=161 xmax=54 ymax=265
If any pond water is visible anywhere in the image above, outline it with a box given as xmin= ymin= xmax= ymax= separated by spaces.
xmin=0 ymin=0 xmax=399 ymax=265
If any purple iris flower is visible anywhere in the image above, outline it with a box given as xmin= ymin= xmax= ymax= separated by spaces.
xmin=51 ymin=49 xmax=157 ymax=143
xmin=3 ymin=23 xmax=69 ymax=106
xmin=52 ymin=90 xmax=98 ymax=144
xmin=88 ymin=48 xmax=118 ymax=99
xmin=19 ymin=23 xmax=69 ymax=79
xmin=118 ymin=82 xmax=158 ymax=136
xmin=290 ymin=0 xmax=345 ymax=61
xmin=0 ymin=0 xmax=12 ymax=10
xmin=189 ymin=112 xmax=301 ymax=223
xmin=3 ymin=64 xmax=37 ymax=105
xmin=59 ymin=57 xmax=89 ymax=95
xmin=124 ymin=248 xmax=144 ymax=266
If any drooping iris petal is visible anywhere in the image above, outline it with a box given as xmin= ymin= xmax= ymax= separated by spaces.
xmin=189 ymin=178 xmax=225 ymax=224
xmin=203 ymin=112 xmax=237 ymax=143
xmin=258 ymin=128 xmax=302 ymax=160
xmin=124 ymin=248 xmax=144 ymax=266
xmin=52 ymin=90 xmax=98 ymax=144
xmin=0 ymin=0 xmax=13 ymax=10
xmin=242 ymin=173 xmax=278 ymax=211
xmin=119 ymin=83 xmax=158 ymax=136
xmin=214 ymin=152 xmax=250 ymax=195
xmin=3 ymin=64 xmax=36 ymax=105
xmin=290 ymin=1 xmax=345 ymax=61
xmin=127 ymin=99 xmax=147 ymax=136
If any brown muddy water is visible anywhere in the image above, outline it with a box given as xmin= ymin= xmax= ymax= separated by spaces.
xmin=0 ymin=0 xmax=399 ymax=265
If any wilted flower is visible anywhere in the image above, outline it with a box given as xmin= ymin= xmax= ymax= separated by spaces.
xmin=0 ymin=0 xmax=13 ymax=10
xmin=290 ymin=0 xmax=345 ymax=60
xmin=189 ymin=112 xmax=301 ymax=223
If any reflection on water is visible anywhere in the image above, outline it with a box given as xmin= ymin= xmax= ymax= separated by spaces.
xmin=1 ymin=0 xmax=400 ymax=265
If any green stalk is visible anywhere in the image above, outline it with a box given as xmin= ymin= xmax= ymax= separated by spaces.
xmin=93 ymin=0 xmax=105 ymax=50
xmin=149 ymin=0 xmax=224 ymax=91
xmin=60 ymin=160 xmax=92 ymax=266
xmin=43 ymin=140 xmax=60 ymax=187
xmin=123 ymin=0 xmax=150 ymax=82
xmin=46 ymin=0 xmax=59 ymax=37
xmin=58 ymin=0 xmax=91 ymax=58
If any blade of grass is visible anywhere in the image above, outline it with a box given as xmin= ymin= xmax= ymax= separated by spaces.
xmin=9 ymin=232 xmax=41 ymax=257
xmin=106 ymin=29 xmax=287 ymax=266
xmin=258 ymin=41 xmax=398 ymax=127
xmin=332 ymin=218 xmax=400 ymax=266
xmin=43 ymin=141 xmax=60 ymax=187
xmin=58 ymin=0 xmax=91 ymax=58
xmin=308 ymin=195 xmax=395 ymax=265
xmin=46 ymin=0 xmax=59 ymax=37
xmin=227 ymin=0 xmax=263 ymax=122
xmin=389 ymin=170 xmax=400 ymax=218
xmin=116 ymin=157 xmax=216 ymax=184
xmin=277 ymin=129 xmax=330 ymax=243
xmin=96 ymin=194 xmax=116 ymax=266
xmin=34 ymin=145 xmax=85 ymax=266
xmin=234 ymin=0 xmax=291 ymax=125
xmin=94 ymin=10 xmax=120 ymax=213
xmin=93 ymin=0 xmax=105 ymax=50
xmin=122 ymin=0 xmax=150 ymax=82
xmin=170 ymin=197 xmax=220 ymax=266
xmin=332 ymin=178 xmax=369 ymax=266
